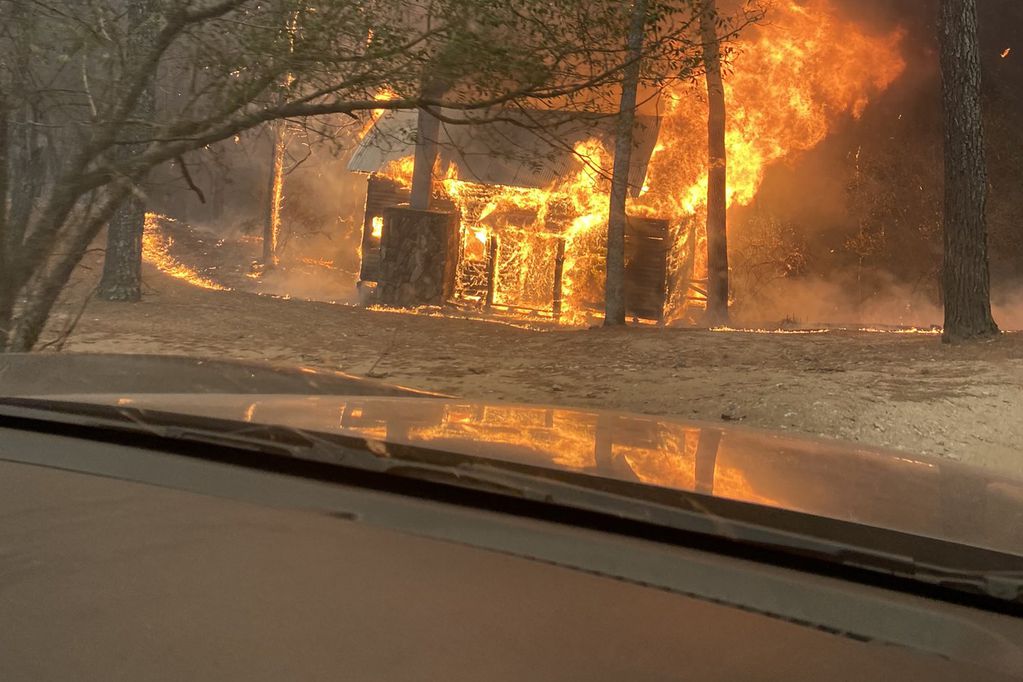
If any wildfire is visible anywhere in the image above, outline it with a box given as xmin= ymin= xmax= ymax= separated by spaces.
xmin=365 ymin=0 xmax=905 ymax=324
xmin=634 ymin=0 xmax=906 ymax=314
xmin=142 ymin=213 xmax=229 ymax=291
xmin=361 ymin=86 xmax=401 ymax=137
xmin=381 ymin=155 xmax=415 ymax=187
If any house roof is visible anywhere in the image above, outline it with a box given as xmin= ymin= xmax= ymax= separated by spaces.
xmin=348 ymin=108 xmax=661 ymax=196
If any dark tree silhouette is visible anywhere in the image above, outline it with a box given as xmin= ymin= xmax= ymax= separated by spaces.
xmin=97 ymin=0 xmax=157 ymax=302
xmin=604 ymin=0 xmax=649 ymax=327
xmin=938 ymin=0 xmax=999 ymax=342
xmin=701 ymin=0 xmax=729 ymax=325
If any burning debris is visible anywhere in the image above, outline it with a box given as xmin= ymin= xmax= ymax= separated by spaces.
xmin=142 ymin=215 xmax=229 ymax=292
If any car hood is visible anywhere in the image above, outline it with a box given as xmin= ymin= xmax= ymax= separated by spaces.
xmin=37 ymin=389 xmax=1023 ymax=558
xmin=3 ymin=352 xmax=1021 ymax=559
xmin=0 ymin=352 xmax=442 ymax=397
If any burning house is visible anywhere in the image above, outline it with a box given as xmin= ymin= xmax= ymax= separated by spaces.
xmin=131 ymin=0 xmax=909 ymax=325
xmin=344 ymin=0 xmax=909 ymax=326
xmin=348 ymin=109 xmax=672 ymax=322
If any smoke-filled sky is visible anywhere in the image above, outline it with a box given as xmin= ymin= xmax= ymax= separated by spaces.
xmin=724 ymin=0 xmax=1023 ymax=327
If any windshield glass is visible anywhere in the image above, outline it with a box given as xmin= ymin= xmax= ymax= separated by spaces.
xmin=1 ymin=0 xmax=1021 ymax=561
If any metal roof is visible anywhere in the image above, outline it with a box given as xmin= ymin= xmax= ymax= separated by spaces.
xmin=348 ymin=108 xmax=661 ymax=196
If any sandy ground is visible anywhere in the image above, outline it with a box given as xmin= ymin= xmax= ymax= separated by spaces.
xmin=43 ymin=255 xmax=1023 ymax=481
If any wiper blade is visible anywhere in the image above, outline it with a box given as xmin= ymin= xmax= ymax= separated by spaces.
xmin=388 ymin=459 xmax=1023 ymax=602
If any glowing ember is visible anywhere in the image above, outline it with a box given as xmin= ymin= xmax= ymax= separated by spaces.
xmin=142 ymin=213 xmax=229 ymax=291
xmin=711 ymin=326 xmax=942 ymax=335
xmin=711 ymin=326 xmax=831 ymax=335
xmin=300 ymin=257 xmax=335 ymax=268
xmin=1001 ymin=47 xmax=1012 ymax=58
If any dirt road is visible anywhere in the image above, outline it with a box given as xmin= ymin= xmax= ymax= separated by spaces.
xmin=43 ymin=261 xmax=1023 ymax=480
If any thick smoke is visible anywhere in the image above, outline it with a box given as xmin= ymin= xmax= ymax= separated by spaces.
xmin=727 ymin=0 xmax=1023 ymax=329
xmin=149 ymin=119 xmax=369 ymax=304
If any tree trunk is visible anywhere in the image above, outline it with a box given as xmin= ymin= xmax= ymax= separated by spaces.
xmin=938 ymin=0 xmax=998 ymax=342
xmin=260 ymin=12 xmax=300 ymax=268
xmin=0 ymin=100 xmax=10 ymax=352
xmin=4 ymin=1 xmax=43 ymax=286
xmin=410 ymin=80 xmax=445 ymax=210
xmin=0 ymin=98 xmax=9 ymax=281
xmin=604 ymin=0 xmax=648 ymax=327
xmin=97 ymin=0 xmax=158 ymax=302
xmin=701 ymin=0 xmax=729 ymax=325
xmin=11 ymin=181 xmax=133 ymax=351
xmin=98 ymin=192 xmax=147 ymax=300
xmin=262 ymin=121 xmax=287 ymax=267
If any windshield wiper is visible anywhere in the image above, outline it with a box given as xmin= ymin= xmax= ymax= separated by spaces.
xmin=0 ymin=396 xmax=1020 ymax=607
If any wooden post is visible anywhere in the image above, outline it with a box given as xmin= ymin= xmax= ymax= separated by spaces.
xmin=485 ymin=234 xmax=499 ymax=309
xmin=552 ymin=237 xmax=567 ymax=321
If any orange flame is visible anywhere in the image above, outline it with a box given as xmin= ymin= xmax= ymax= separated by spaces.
xmin=381 ymin=155 xmax=416 ymax=187
xmin=142 ymin=213 xmax=229 ymax=291
xmin=368 ymin=0 xmax=906 ymax=323
xmin=635 ymin=0 xmax=906 ymax=315
xmin=361 ymin=86 xmax=400 ymax=137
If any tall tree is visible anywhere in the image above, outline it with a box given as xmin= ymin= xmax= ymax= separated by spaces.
xmin=261 ymin=121 xmax=287 ymax=267
xmin=97 ymin=0 xmax=158 ymax=301
xmin=701 ymin=0 xmax=728 ymax=325
xmin=409 ymin=80 xmax=445 ymax=210
xmin=938 ymin=0 xmax=999 ymax=342
xmin=604 ymin=0 xmax=649 ymax=327
xmin=261 ymin=10 xmax=299 ymax=268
